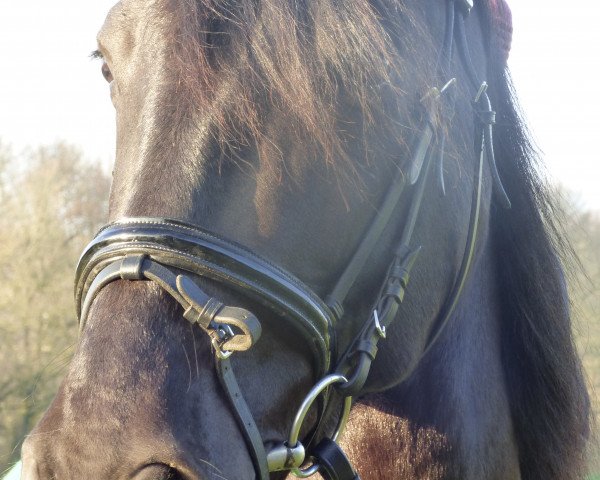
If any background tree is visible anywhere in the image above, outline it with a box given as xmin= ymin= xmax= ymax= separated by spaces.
xmin=0 ymin=142 xmax=110 ymax=470
xmin=562 ymin=192 xmax=600 ymax=475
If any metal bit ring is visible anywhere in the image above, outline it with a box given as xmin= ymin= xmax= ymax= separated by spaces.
xmin=288 ymin=374 xmax=348 ymax=478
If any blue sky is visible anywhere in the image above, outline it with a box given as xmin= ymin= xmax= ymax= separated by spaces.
xmin=1 ymin=1 xmax=598 ymax=211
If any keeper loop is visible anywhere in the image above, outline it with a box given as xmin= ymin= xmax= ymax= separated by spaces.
xmin=120 ymin=255 xmax=146 ymax=280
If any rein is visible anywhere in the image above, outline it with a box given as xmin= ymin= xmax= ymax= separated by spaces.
xmin=75 ymin=1 xmax=509 ymax=478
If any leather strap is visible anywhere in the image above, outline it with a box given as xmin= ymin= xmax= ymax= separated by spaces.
xmin=331 ymin=0 xmax=512 ymax=399
xmin=79 ymin=255 xmax=262 ymax=353
xmin=216 ymin=358 xmax=270 ymax=480
xmin=334 ymin=100 xmax=439 ymax=396
xmin=455 ymin=9 xmax=511 ymax=208
xmin=312 ymin=438 xmax=360 ymax=480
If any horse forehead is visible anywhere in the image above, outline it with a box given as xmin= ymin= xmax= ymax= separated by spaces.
xmin=97 ymin=0 xmax=165 ymax=54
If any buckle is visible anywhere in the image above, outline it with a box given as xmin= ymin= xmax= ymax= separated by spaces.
xmin=458 ymin=0 xmax=473 ymax=13
xmin=211 ymin=324 xmax=235 ymax=359
xmin=373 ymin=310 xmax=387 ymax=339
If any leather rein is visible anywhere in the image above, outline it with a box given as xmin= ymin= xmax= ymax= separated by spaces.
xmin=75 ymin=1 xmax=509 ymax=479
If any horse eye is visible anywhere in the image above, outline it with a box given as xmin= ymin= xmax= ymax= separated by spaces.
xmin=101 ymin=62 xmax=113 ymax=83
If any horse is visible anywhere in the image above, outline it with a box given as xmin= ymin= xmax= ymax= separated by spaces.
xmin=21 ymin=0 xmax=590 ymax=478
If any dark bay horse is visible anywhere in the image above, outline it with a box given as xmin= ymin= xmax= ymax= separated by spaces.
xmin=22 ymin=0 xmax=589 ymax=479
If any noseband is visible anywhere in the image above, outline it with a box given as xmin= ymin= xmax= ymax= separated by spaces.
xmin=76 ymin=1 xmax=509 ymax=478
xmin=76 ymin=218 xmax=333 ymax=371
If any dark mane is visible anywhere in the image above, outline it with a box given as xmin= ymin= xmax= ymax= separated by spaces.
xmin=487 ymin=49 xmax=591 ymax=480
xmin=164 ymin=0 xmax=437 ymax=178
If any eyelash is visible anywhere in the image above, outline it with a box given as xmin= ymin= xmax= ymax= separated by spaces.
xmin=91 ymin=49 xmax=113 ymax=83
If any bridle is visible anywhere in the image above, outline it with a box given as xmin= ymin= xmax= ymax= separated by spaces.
xmin=75 ymin=1 xmax=509 ymax=479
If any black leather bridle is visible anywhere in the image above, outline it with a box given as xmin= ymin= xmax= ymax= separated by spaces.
xmin=75 ymin=1 xmax=509 ymax=478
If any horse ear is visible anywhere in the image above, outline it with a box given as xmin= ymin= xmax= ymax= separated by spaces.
xmin=487 ymin=0 xmax=513 ymax=65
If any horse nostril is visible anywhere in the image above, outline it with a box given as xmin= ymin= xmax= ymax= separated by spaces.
xmin=161 ymin=468 xmax=183 ymax=480
xmin=162 ymin=468 xmax=184 ymax=480
xmin=133 ymin=464 xmax=186 ymax=480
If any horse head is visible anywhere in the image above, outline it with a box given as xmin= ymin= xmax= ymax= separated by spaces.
xmin=22 ymin=1 xmax=589 ymax=479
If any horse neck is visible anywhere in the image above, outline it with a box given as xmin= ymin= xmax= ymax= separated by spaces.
xmin=344 ymin=228 xmax=522 ymax=478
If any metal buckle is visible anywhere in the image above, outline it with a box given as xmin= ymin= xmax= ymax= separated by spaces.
xmin=289 ymin=375 xmax=348 ymax=478
xmin=285 ymin=398 xmax=353 ymax=477
xmin=288 ymin=374 xmax=348 ymax=449
xmin=459 ymin=0 xmax=473 ymax=13
xmin=211 ymin=324 xmax=235 ymax=359
xmin=440 ymin=77 xmax=457 ymax=95
xmin=373 ymin=310 xmax=386 ymax=339
xmin=420 ymin=78 xmax=457 ymax=104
